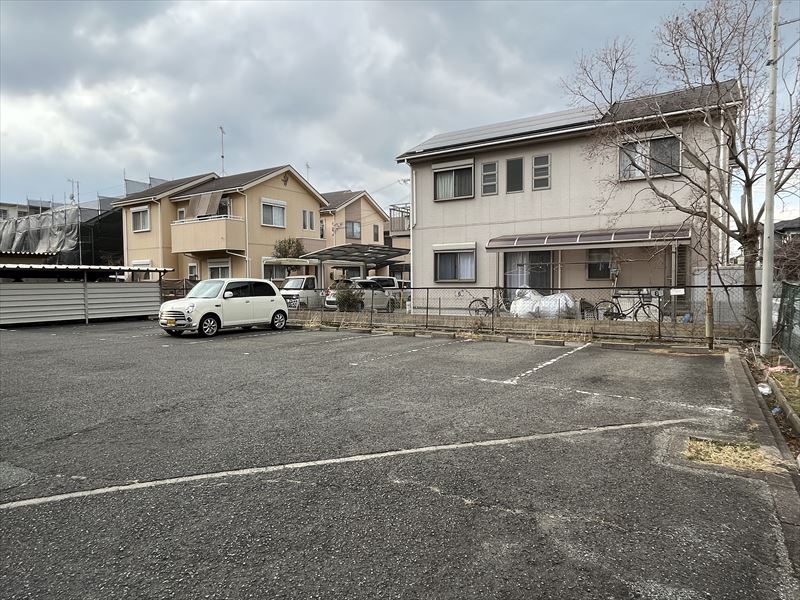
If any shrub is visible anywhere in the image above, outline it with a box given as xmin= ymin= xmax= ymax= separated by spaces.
xmin=273 ymin=238 xmax=305 ymax=259
xmin=335 ymin=282 xmax=364 ymax=312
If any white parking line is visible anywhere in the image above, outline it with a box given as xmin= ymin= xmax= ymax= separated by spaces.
xmin=478 ymin=343 xmax=591 ymax=385
xmin=348 ymin=338 xmax=473 ymax=366
xmin=0 ymin=418 xmax=695 ymax=510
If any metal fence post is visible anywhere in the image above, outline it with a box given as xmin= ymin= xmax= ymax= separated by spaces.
xmin=491 ymin=287 xmax=496 ymax=332
xmin=319 ymin=288 xmax=324 ymax=326
xmin=425 ymin=288 xmax=429 ymax=330
xmin=370 ymin=288 xmax=374 ymax=328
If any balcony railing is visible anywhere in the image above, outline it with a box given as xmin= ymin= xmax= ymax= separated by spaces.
xmin=171 ymin=215 xmax=246 ymax=253
xmin=389 ymin=204 xmax=411 ymax=234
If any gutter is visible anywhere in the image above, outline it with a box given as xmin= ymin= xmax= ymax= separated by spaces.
xmin=397 ymin=101 xmax=742 ymax=163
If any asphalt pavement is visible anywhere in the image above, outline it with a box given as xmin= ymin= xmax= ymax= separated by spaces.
xmin=0 ymin=321 xmax=797 ymax=599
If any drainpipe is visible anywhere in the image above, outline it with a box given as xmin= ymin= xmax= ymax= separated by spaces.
xmin=242 ymin=190 xmax=250 ymax=276
xmin=226 ymin=250 xmax=250 ymax=276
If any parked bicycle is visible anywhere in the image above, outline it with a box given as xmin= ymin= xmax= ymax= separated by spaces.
xmin=458 ymin=288 xmax=511 ymax=317
xmin=593 ymin=288 xmax=663 ymax=322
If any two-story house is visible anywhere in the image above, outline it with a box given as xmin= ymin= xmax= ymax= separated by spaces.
xmin=112 ymin=165 xmax=328 ymax=284
xmin=319 ymin=190 xmax=390 ymax=279
xmin=397 ymin=83 xmax=736 ymax=295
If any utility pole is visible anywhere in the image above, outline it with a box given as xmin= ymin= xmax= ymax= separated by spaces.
xmin=705 ymin=167 xmax=714 ymax=350
xmin=219 ymin=126 xmax=226 ymax=175
xmin=305 ymin=162 xmax=311 ymax=181
xmin=759 ymin=0 xmax=780 ymax=356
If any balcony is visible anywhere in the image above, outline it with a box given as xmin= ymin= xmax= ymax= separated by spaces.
xmin=171 ymin=216 xmax=246 ymax=254
xmin=389 ymin=204 xmax=410 ymax=236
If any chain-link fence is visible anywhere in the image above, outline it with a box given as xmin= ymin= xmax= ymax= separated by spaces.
xmin=285 ymin=284 xmax=760 ymax=341
xmin=777 ymin=282 xmax=800 ymax=367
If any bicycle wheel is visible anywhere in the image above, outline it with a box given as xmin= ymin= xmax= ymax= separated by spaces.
xmin=634 ymin=303 xmax=662 ymax=322
xmin=594 ymin=300 xmax=620 ymax=320
xmin=468 ymin=299 xmax=491 ymax=317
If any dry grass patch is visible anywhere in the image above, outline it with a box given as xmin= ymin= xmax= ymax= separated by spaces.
xmin=684 ymin=438 xmax=782 ymax=473
xmin=772 ymin=371 xmax=800 ymax=414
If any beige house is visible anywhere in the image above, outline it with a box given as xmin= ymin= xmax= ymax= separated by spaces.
xmin=112 ymin=166 xmax=328 ymax=284
xmin=319 ymin=190 xmax=391 ymax=281
xmin=397 ymin=83 xmax=736 ymax=293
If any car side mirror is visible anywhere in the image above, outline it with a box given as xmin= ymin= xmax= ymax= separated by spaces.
xmin=223 ymin=291 xmax=233 ymax=299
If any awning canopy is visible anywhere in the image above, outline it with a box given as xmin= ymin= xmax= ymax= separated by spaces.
xmin=301 ymin=243 xmax=409 ymax=268
xmin=486 ymin=225 xmax=691 ymax=252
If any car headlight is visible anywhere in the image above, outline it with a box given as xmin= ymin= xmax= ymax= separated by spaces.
xmin=186 ymin=302 xmax=196 ymax=314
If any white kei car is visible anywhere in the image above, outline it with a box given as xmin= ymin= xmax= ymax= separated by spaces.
xmin=159 ymin=278 xmax=288 ymax=337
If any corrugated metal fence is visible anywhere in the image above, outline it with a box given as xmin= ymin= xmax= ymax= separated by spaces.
xmin=0 ymin=282 xmax=161 ymax=325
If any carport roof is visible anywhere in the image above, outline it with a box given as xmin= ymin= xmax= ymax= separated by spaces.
xmin=0 ymin=263 xmax=173 ymax=274
xmin=301 ymin=243 xmax=409 ymax=268
xmin=486 ymin=225 xmax=691 ymax=252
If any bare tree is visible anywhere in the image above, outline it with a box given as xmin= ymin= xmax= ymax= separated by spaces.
xmin=562 ymin=0 xmax=800 ymax=337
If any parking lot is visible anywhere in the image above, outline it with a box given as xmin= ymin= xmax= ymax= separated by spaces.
xmin=1 ymin=321 xmax=797 ymax=599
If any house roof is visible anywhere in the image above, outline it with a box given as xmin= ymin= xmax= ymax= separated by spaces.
xmin=113 ymin=173 xmax=216 ymax=204
xmin=320 ymin=190 xmax=363 ymax=211
xmin=776 ymin=217 xmax=800 ymax=232
xmin=397 ymin=80 xmax=741 ymax=162
xmin=320 ymin=190 xmax=389 ymax=221
xmin=173 ymin=166 xmax=288 ymax=197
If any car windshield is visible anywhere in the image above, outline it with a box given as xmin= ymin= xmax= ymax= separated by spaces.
xmin=186 ymin=280 xmax=224 ymax=299
xmin=281 ymin=278 xmax=305 ymax=290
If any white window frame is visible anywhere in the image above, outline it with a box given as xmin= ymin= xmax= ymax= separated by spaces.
xmin=131 ymin=259 xmax=152 ymax=281
xmin=481 ymin=162 xmax=498 ymax=196
xmin=131 ymin=206 xmax=150 ymax=233
xmin=505 ymin=157 xmax=524 ymax=194
xmin=187 ymin=263 xmax=198 ymax=281
xmin=208 ymin=258 xmax=231 ymax=279
xmin=261 ymin=198 xmax=287 ymax=228
xmin=532 ymin=154 xmax=551 ymax=191
xmin=434 ymin=249 xmax=476 ymax=283
xmin=619 ymin=135 xmax=682 ymax=181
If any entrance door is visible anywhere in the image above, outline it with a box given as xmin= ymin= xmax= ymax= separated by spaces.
xmin=221 ymin=281 xmax=252 ymax=326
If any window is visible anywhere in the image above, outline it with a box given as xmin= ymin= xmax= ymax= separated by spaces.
xmin=0 ymin=209 xmax=8 ymax=220
xmin=532 ymin=155 xmax=551 ymax=190
xmin=434 ymin=250 xmax=476 ymax=282
xmin=481 ymin=162 xmax=498 ymax=195
xmin=345 ymin=221 xmax=361 ymax=239
xmin=131 ymin=260 xmax=152 ymax=282
xmin=131 ymin=207 xmax=150 ymax=232
xmin=217 ymin=197 xmax=231 ymax=217
xmin=434 ymin=166 xmax=473 ymax=200
xmin=225 ymin=281 xmax=251 ymax=298
xmin=17 ymin=210 xmax=27 ymax=218
xmin=320 ymin=219 xmax=325 ymax=239
xmin=506 ymin=158 xmax=523 ymax=193
xmin=261 ymin=199 xmax=286 ymax=227
xmin=252 ymin=281 xmax=277 ymax=297
xmin=263 ymin=264 xmax=289 ymax=280
xmin=587 ymin=249 xmax=612 ymax=280
xmin=187 ymin=263 xmax=198 ymax=281
xmin=208 ymin=258 xmax=230 ymax=279
xmin=302 ymin=210 xmax=315 ymax=231
xmin=176 ymin=208 xmax=186 ymax=222
xmin=620 ymin=136 xmax=680 ymax=179
xmin=373 ymin=224 xmax=380 ymax=242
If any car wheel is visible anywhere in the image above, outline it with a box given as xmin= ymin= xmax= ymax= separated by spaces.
xmin=165 ymin=330 xmax=183 ymax=337
xmin=271 ymin=310 xmax=287 ymax=330
xmin=198 ymin=314 xmax=220 ymax=337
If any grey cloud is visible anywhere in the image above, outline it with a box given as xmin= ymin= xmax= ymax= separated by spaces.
xmin=1 ymin=0 xmax=697 ymax=207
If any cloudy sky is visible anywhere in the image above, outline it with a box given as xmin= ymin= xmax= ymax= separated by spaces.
xmin=2 ymin=0 xmax=772 ymax=212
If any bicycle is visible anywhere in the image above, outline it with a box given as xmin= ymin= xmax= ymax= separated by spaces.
xmin=593 ymin=288 xmax=663 ymax=322
xmin=458 ymin=289 xmax=511 ymax=317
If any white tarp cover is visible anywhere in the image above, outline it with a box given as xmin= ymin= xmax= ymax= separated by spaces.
xmin=510 ymin=286 xmax=577 ymax=318
xmin=0 ymin=206 xmax=80 ymax=254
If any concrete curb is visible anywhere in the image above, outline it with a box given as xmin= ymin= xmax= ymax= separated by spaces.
xmin=768 ymin=377 xmax=800 ymax=437
xmin=319 ymin=325 xmax=339 ymax=332
xmin=392 ymin=330 xmax=417 ymax=337
xmin=731 ymin=349 xmax=800 ymax=576
xmin=534 ymin=339 xmax=565 ymax=347
xmin=428 ymin=331 xmax=455 ymax=339
xmin=600 ymin=342 xmax=637 ymax=351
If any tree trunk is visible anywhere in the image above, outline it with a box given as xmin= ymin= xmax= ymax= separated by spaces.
xmin=740 ymin=234 xmax=760 ymax=339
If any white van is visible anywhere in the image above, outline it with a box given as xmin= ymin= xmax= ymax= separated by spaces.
xmin=159 ymin=278 xmax=288 ymax=337
xmin=280 ymin=275 xmax=323 ymax=309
